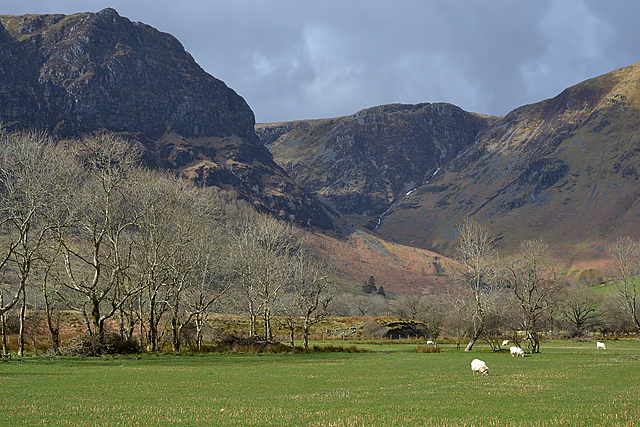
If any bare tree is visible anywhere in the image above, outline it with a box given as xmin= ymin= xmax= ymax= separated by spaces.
xmin=607 ymin=236 xmax=640 ymax=335
xmin=560 ymin=284 xmax=600 ymax=337
xmin=58 ymin=132 xmax=144 ymax=337
xmin=276 ymin=292 xmax=299 ymax=347
xmin=440 ymin=283 xmax=474 ymax=349
xmin=0 ymin=131 xmax=52 ymax=316
xmin=288 ymin=248 xmax=334 ymax=348
xmin=169 ymin=226 xmax=232 ymax=352
xmin=449 ymin=218 xmax=498 ymax=351
xmin=419 ymin=294 xmax=445 ymax=341
xmin=500 ymin=239 xmax=565 ymax=353
xmin=132 ymin=170 xmax=197 ymax=350
xmin=350 ymin=294 xmax=386 ymax=317
xmin=230 ymin=212 xmax=299 ymax=339
xmin=157 ymin=185 xmax=231 ymax=352
xmin=391 ymin=295 xmax=425 ymax=320
xmin=600 ymin=293 xmax=637 ymax=336
xmin=0 ymin=130 xmax=79 ymax=355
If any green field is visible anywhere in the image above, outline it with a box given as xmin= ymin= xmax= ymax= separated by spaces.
xmin=1 ymin=340 xmax=639 ymax=426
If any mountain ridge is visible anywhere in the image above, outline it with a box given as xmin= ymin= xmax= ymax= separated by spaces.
xmin=258 ymin=102 xmax=499 ymax=229
xmin=260 ymin=62 xmax=640 ymax=267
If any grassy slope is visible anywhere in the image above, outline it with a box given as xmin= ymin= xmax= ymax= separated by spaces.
xmin=1 ymin=340 xmax=639 ymax=426
xmin=380 ymin=62 xmax=640 ymax=270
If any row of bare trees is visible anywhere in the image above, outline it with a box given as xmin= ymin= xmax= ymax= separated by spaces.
xmin=0 ymin=130 xmax=334 ymax=354
xmin=447 ymin=219 xmax=640 ymax=352
xmin=2 ymin=130 xmax=637 ymax=355
xmin=328 ymin=220 xmax=640 ymax=352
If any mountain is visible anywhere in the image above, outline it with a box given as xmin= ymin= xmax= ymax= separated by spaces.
xmin=384 ymin=63 xmax=640 ymax=265
xmin=0 ymin=9 xmax=332 ymax=229
xmin=257 ymin=103 xmax=499 ymax=229
xmin=260 ymin=63 xmax=640 ymax=267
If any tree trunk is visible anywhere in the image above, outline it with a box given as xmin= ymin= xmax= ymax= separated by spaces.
xmin=91 ymin=297 xmax=101 ymax=336
xmin=303 ymin=319 xmax=310 ymax=349
xmin=43 ymin=289 xmax=61 ymax=355
xmin=138 ymin=292 xmax=145 ymax=349
xmin=82 ymin=306 xmax=93 ymax=335
xmin=289 ymin=323 xmax=295 ymax=348
xmin=119 ymin=307 xmax=125 ymax=339
xmin=138 ymin=291 xmax=144 ymax=349
xmin=464 ymin=325 xmax=483 ymax=352
xmin=249 ymin=314 xmax=256 ymax=337
xmin=148 ymin=298 xmax=158 ymax=351
xmin=45 ymin=309 xmax=60 ymax=355
xmin=1 ymin=294 xmax=8 ymax=356
xmin=195 ymin=315 xmax=203 ymax=351
xmin=263 ymin=307 xmax=272 ymax=341
xmin=171 ymin=318 xmax=181 ymax=352
xmin=18 ymin=288 xmax=26 ymax=357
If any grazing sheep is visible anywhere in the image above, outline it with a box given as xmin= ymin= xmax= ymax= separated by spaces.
xmin=510 ymin=346 xmax=525 ymax=357
xmin=471 ymin=359 xmax=489 ymax=375
xmin=501 ymin=340 xmax=509 ymax=346
xmin=427 ymin=340 xmax=435 ymax=345
xmin=597 ymin=341 xmax=606 ymax=350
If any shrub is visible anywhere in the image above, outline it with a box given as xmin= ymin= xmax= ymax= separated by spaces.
xmin=63 ymin=333 xmax=139 ymax=357
xmin=212 ymin=335 xmax=370 ymax=354
xmin=214 ymin=334 xmax=282 ymax=353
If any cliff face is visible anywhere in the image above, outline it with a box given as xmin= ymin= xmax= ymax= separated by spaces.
xmin=258 ymin=103 xmax=499 ymax=228
xmin=1 ymin=8 xmax=254 ymax=142
xmin=0 ymin=9 xmax=333 ymax=229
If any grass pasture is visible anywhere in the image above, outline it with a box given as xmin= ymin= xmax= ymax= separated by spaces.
xmin=0 ymin=340 xmax=639 ymax=426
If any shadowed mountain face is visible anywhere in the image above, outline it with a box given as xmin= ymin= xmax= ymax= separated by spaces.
xmin=0 ymin=9 xmax=332 ymax=229
xmin=257 ymin=103 xmax=499 ymax=229
xmin=260 ymin=63 xmax=640 ymax=264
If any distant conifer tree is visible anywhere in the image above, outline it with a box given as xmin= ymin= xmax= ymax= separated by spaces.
xmin=363 ymin=275 xmax=377 ymax=293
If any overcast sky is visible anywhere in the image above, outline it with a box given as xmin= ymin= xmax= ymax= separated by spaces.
xmin=5 ymin=1 xmax=640 ymax=123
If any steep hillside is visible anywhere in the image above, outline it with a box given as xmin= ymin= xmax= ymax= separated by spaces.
xmin=257 ymin=104 xmax=499 ymax=229
xmin=379 ymin=62 xmax=640 ymax=265
xmin=0 ymin=9 xmax=332 ymax=229
xmin=259 ymin=63 xmax=640 ymax=267
xmin=309 ymin=227 xmax=450 ymax=295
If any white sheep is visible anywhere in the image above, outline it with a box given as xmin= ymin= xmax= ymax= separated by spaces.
xmin=501 ymin=339 xmax=509 ymax=346
xmin=510 ymin=346 xmax=525 ymax=357
xmin=427 ymin=340 xmax=435 ymax=345
xmin=471 ymin=359 xmax=489 ymax=375
xmin=596 ymin=341 xmax=606 ymax=350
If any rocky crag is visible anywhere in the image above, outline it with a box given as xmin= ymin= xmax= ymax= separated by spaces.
xmin=0 ymin=9 xmax=332 ymax=229
xmin=257 ymin=103 xmax=498 ymax=229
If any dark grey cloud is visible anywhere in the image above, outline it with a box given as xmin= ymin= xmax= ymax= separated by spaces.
xmin=4 ymin=0 xmax=640 ymax=123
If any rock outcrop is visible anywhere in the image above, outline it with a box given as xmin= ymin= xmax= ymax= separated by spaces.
xmin=258 ymin=103 xmax=498 ymax=229
xmin=0 ymin=9 xmax=333 ymax=229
